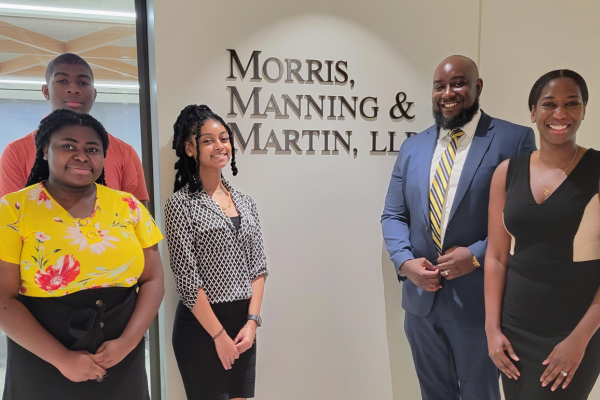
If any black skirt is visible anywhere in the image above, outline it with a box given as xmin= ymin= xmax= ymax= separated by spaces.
xmin=3 ymin=286 xmax=148 ymax=400
xmin=172 ymin=299 xmax=257 ymax=400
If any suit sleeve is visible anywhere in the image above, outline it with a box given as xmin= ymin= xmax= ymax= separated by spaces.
xmin=516 ymin=127 xmax=537 ymax=154
xmin=468 ymin=126 xmax=536 ymax=267
xmin=381 ymin=141 xmax=414 ymax=275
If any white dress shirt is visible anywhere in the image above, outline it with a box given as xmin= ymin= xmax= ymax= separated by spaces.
xmin=429 ymin=110 xmax=481 ymax=246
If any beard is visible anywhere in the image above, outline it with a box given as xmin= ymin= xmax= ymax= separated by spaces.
xmin=433 ymin=98 xmax=480 ymax=131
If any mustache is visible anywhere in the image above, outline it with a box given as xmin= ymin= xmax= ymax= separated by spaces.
xmin=433 ymin=98 xmax=480 ymax=131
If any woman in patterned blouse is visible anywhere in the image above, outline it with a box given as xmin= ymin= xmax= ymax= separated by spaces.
xmin=0 ymin=109 xmax=164 ymax=399
xmin=165 ymin=105 xmax=268 ymax=400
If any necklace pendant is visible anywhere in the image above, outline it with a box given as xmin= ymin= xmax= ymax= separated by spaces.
xmin=544 ymin=189 xmax=550 ymax=196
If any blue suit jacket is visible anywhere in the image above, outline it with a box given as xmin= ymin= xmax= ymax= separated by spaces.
xmin=381 ymin=111 xmax=536 ymax=325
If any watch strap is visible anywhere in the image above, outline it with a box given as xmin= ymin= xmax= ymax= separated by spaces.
xmin=247 ymin=314 xmax=262 ymax=327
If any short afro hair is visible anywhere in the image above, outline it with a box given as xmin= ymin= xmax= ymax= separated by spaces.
xmin=45 ymin=53 xmax=94 ymax=84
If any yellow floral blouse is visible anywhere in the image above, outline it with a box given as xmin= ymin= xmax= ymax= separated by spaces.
xmin=0 ymin=183 xmax=163 ymax=297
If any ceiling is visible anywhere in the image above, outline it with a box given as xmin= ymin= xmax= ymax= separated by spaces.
xmin=0 ymin=2 xmax=138 ymax=91
xmin=2 ymin=0 xmax=134 ymax=13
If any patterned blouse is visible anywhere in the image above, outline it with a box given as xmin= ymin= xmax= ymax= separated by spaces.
xmin=164 ymin=180 xmax=268 ymax=309
xmin=0 ymin=183 xmax=163 ymax=297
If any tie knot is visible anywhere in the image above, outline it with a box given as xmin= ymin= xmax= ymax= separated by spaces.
xmin=449 ymin=128 xmax=464 ymax=140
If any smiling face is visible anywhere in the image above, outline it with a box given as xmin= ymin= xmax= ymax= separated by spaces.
xmin=432 ymin=56 xmax=483 ymax=129
xmin=184 ymin=120 xmax=232 ymax=172
xmin=44 ymin=125 xmax=104 ymax=187
xmin=42 ymin=63 xmax=97 ymax=113
xmin=531 ymin=77 xmax=586 ymax=146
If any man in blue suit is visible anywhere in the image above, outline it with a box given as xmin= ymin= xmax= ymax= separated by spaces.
xmin=381 ymin=55 xmax=536 ymax=400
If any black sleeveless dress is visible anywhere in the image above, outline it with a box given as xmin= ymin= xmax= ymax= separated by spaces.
xmin=502 ymin=149 xmax=600 ymax=399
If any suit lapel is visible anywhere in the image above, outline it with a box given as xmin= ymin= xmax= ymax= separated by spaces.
xmin=447 ymin=112 xmax=495 ymax=223
xmin=419 ymin=126 xmax=439 ymax=225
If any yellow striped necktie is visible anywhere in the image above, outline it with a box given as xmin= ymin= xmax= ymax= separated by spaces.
xmin=429 ymin=128 xmax=465 ymax=256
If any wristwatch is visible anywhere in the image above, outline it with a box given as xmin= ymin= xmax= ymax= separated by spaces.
xmin=247 ymin=314 xmax=262 ymax=327
xmin=472 ymin=256 xmax=481 ymax=268
xmin=397 ymin=263 xmax=408 ymax=282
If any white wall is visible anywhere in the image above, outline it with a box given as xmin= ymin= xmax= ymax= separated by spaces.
xmin=480 ymin=0 xmax=600 ymax=150
xmin=152 ymin=1 xmax=478 ymax=399
xmin=150 ymin=0 xmax=600 ymax=399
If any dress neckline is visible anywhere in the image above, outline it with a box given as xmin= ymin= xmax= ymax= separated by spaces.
xmin=41 ymin=182 xmax=100 ymax=223
xmin=526 ymin=149 xmax=592 ymax=206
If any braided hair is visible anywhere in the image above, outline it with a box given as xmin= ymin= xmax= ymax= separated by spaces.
xmin=26 ymin=109 xmax=110 ymax=187
xmin=172 ymin=104 xmax=238 ymax=193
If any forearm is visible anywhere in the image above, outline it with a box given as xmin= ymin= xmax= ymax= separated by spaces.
xmin=570 ymin=288 xmax=600 ymax=344
xmin=484 ymin=259 xmax=508 ymax=332
xmin=0 ymin=297 xmax=69 ymax=366
xmin=192 ymin=288 xmax=224 ymax=337
xmin=120 ymin=278 xmax=164 ymax=346
xmin=246 ymin=276 xmax=265 ymax=329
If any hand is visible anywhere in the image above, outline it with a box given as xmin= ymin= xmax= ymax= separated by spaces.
xmin=487 ymin=328 xmax=520 ymax=380
xmin=541 ymin=334 xmax=587 ymax=391
xmin=91 ymin=337 xmax=136 ymax=369
xmin=214 ymin=331 xmax=239 ymax=370
xmin=234 ymin=324 xmax=256 ymax=354
xmin=436 ymin=246 xmax=477 ymax=280
xmin=56 ymin=350 xmax=107 ymax=382
xmin=401 ymin=258 xmax=441 ymax=292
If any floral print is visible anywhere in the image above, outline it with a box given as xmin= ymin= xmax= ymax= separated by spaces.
xmin=0 ymin=183 xmax=163 ymax=297
xmin=35 ymin=232 xmax=51 ymax=242
xmin=34 ymin=254 xmax=80 ymax=292
xmin=28 ymin=185 xmax=52 ymax=210
xmin=64 ymin=223 xmax=120 ymax=254
xmin=122 ymin=197 xmax=138 ymax=211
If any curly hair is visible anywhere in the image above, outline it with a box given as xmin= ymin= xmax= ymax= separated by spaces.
xmin=172 ymin=104 xmax=238 ymax=193
xmin=26 ymin=109 xmax=109 ymax=187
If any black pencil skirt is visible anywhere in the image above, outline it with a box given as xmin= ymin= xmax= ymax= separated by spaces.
xmin=172 ymin=299 xmax=257 ymax=400
xmin=2 ymin=286 xmax=148 ymax=400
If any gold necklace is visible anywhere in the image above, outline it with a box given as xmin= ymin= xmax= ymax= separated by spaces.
xmin=213 ymin=185 xmax=232 ymax=211
xmin=536 ymin=146 xmax=578 ymax=196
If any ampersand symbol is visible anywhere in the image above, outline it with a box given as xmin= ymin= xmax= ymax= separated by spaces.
xmin=389 ymin=92 xmax=415 ymax=120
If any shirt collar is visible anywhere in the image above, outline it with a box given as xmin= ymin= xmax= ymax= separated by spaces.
xmin=439 ymin=109 xmax=481 ymax=140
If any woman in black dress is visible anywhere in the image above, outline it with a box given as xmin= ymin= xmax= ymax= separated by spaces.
xmin=165 ymin=105 xmax=268 ymax=400
xmin=485 ymin=70 xmax=600 ymax=399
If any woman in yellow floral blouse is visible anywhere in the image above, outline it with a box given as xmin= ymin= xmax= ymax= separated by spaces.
xmin=0 ymin=109 xmax=164 ymax=400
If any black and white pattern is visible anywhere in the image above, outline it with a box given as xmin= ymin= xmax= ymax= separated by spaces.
xmin=164 ymin=180 xmax=268 ymax=309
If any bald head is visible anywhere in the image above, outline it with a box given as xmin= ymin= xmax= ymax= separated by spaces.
xmin=432 ymin=55 xmax=483 ymax=130
xmin=434 ymin=55 xmax=479 ymax=81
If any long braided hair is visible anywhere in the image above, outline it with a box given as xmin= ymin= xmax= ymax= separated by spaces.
xmin=172 ymin=105 xmax=238 ymax=193
xmin=26 ymin=109 xmax=109 ymax=187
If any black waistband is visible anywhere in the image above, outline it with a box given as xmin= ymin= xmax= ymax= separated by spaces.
xmin=19 ymin=286 xmax=137 ymax=353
